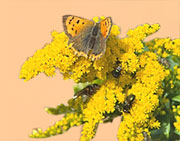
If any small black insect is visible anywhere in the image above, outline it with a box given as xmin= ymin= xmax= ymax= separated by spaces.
xmin=142 ymin=131 xmax=151 ymax=141
xmin=73 ymin=84 xmax=100 ymax=99
xmin=112 ymin=66 xmax=122 ymax=78
xmin=123 ymin=94 xmax=135 ymax=113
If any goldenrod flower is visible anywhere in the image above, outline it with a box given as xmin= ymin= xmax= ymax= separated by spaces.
xmin=20 ymin=17 xmax=180 ymax=141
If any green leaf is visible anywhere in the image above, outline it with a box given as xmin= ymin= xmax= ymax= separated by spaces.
xmin=73 ymin=79 xmax=103 ymax=94
xmin=45 ymin=104 xmax=73 ymax=115
xmin=73 ymin=82 xmax=90 ymax=93
xmin=172 ymin=95 xmax=180 ymax=103
xmin=92 ymin=79 xmax=103 ymax=85
xmin=174 ymin=130 xmax=180 ymax=136
xmin=162 ymin=122 xmax=170 ymax=139
xmin=151 ymin=129 xmax=167 ymax=141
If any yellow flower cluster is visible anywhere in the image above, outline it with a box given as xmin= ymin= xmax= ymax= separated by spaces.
xmin=19 ymin=22 xmax=161 ymax=83
xmin=145 ymin=38 xmax=180 ymax=57
xmin=80 ymin=51 xmax=167 ymax=141
xmin=81 ymin=81 xmax=118 ymax=140
xmin=174 ymin=116 xmax=180 ymax=133
xmin=79 ymin=23 xmax=166 ymax=141
xmin=19 ymin=16 xmax=121 ymax=82
xmin=19 ymin=32 xmax=78 ymax=81
xmin=174 ymin=65 xmax=180 ymax=80
xmin=20 ymin=16 xmax=180 ymax=140
xmin=173 ymin=105 xmax=180 ymax=133
xmin=29 ymin=113 xmax=83 ymax=138
xmin=117 ymin=51 xmax=166 ymax=140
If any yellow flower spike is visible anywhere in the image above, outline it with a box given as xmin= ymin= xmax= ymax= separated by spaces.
xmin=177 ymin=105 xmax=180 ymax=110
xmin=100 ymin=16 xmax=106 ymax=20
xmin=81 ymin=81 xmax=118 ymax=140
xmin=20 ymin=23 xmax=164 ymax=84
xmin=114 ymin=87 xmax=124 ymax=103
xmin=62 ymin=125 xmax=68 ymax=131
xmin=110 ymin=25 xmax=121 ymax=36
xmin=20 ymin=16 xmax=180 ymax=140
xmin=154 ymin=38 xmax=180 ymax=57
xmin=156 ymin=88 xmax=164 ymax=96
xmin=20 ymin=18 xmax=124 ymax=82
xmin=170 ymin=80 xmax=174 ymax=88
xmin=127 ymin=24 xmax=160 ymax=41
xmin=176 ymin=68 xmax=180 ymax=80
xmin=92 ymin=16 xmax=99 ymax=23
xmin=117 ymin=49 xmax=166 ymax=140
xmin=157 ymin=48 xmax=162 ymax=55
xmin=162 ymin=51 xmax=169 ymax=58
xmin=165 ymin=69 xmax=170 ymax=76
xmin=120 ymin=52 xmax=139 ymax=73
xmin=19 ymin=31 xmax=78 ymax=81
xmin=174 ymin=65 xmax=178 ymax=70
xmin=69 ymin=57 xmax=92 ymax=82
xmin=174 ymin=116 xmax=180 ymax=133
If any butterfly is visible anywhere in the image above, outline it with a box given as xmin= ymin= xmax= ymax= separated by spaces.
xmin=62 ymin=15 xmax=112 ymax=60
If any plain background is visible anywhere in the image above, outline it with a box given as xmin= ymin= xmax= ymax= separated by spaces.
xmin=2 ymin=0 xmax=180 ymax=140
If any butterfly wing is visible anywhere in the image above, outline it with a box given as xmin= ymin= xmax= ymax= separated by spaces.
xmin=90 ymin=17 xmax=112 ymax=60
xmin=63 ymin=15 xmax=95 ymax=56
xmin=100 ymin=17 xmax=112 ymax=39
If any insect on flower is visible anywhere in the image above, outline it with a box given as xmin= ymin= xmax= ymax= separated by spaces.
xmin=142 ymin=131 xmax=151 ymax=141
xmin=158 ymin=57 xmax=170 ymax=68
xmin=62 ymin=15 xmax=112 ymax=60
xmin=112 ymin=61 xmax=122 ymax=78
xmin=112 ymin=66 xmax=122 ymax=78
xmin=73 ymin=84 xmax=100 ymax=99
xmin=123 ymin=94 xmax=135 ymax=113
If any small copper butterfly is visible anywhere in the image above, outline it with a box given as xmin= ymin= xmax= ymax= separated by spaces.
xmin=62 ymin=15 xmax=112 ymax=60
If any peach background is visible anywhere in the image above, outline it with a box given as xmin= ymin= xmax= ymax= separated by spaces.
xmin=2 ymin=0 xmax=180 ymax=141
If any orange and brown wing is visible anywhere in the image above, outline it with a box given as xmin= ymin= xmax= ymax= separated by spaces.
xmin=63 ymin=15 xmax=94 ymax=38
xmin=100 ymin=17 xmax=112 ymax=39
xmin=89 ymin=17 xmax=113 ymax=60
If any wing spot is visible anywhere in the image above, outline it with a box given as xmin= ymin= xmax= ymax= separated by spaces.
xmin=69 ymin=19 xmax=73 ymax=24
xmin=82 ymin=22 xmax=85 ymax=24
xmin=72 ymin=28 xmax=74 ymax=31
xmin=73 ymin=24 xmax=75 ymax=26
xmin=72 ymin=17 xmax=74 ymax=20
xmin=75 ymin=30 xmax=77 ymax=34
xmin=76 ymin=20 xmax=80 ymax=24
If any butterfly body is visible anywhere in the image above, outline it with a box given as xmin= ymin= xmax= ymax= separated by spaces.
xmin=63 ymin=15 xmax=112 ymax=60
